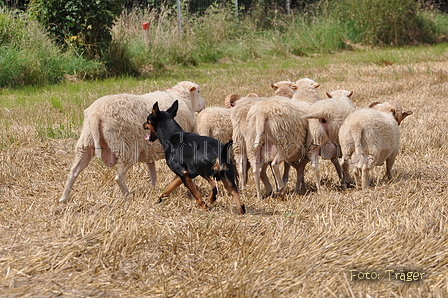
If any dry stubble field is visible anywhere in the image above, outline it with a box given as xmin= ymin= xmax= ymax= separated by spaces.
xmin=1 ymin=48 xmax=448 ymax=297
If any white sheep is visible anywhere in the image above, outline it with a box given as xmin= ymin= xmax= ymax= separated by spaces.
xmin=196 ymin=93 xmax=257 ymax=144
xmin=303 ymin=90 xmax=355 ymax=193
xmin=245 ymin=96 xmax=309 ymax=199
xmin=60 ymin=81 xmax=206 ymax=203
xmin=271 ymin=80 xmax=296 ymax=98
xmin=230 ymin=95 xmax=263 ymax=189
xmin=339 ymin=101 xmax=413 ymax=189
xmin=292 ymin=78 xmax=321 ymax=104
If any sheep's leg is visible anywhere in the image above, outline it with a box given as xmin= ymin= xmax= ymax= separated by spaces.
xmin=260 ymin=164 xmax=273 ymax=197
xmin=221 ymin=178 xmax=246 ymax=215
xmin=361 ymin=164 xmax=370 ymax=189
xmin=60 ymin=148 xmax=93 ymax=203
xmin=252 ymin=146 xmax=266 ymax=200
xmin=310 ymin=148 xmax=321 ymax=194
xmin=282 ymin=162 xmax=290 ymax=186
xmin=204 ymin=177 xmax=218 ymax=204
xmin=115 ymin=162 xmax=133 ymax=196
xmin=271 ymin=156 xmax=285 ymax=195
xmin=331 ymin=157 xmax=343 ymax=181
xmin=240 ymin=149 xmax=249 ymax=189
xmin=291 ymin=158 xmax=308 ymax=195
xmin=385 ymin=153 xmax=397 ymax=180
xmin=353 ymin=166 xmax=361 ymax=188
xmin=234 ymin=151 xmax=245 ymax=189
xmin=146 ymin=162 xmax=157 ymax=187
xmin=340 ymin=156 xmax=351 ymax=189
xmin=181 ymin=171 xmax=209 ymax=211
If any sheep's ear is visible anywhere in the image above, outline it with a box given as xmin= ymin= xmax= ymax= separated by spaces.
xmin=326 ymin=92 xmax=332 ymax=98
xmin=368 ymin=102 xmax=381 ymax=108
xmin=152 ymin=102 xmax=160 ymax=116
xmin=246 ymin=93 xmax=259 ymax=98
xmin=167 ymin=100 xmax=179 ymax=117
xmin=271 ymin=84 xmax=278 ymax=90
xmin=348 ymin=91 xmax=354 ymax=98
xmin=189 ymin=85 xmax=197 ymax=92
xmin=400 ymin=110 xmax=413 ymax=123
xmin=291 ymin=84 xmax=297 ymax=90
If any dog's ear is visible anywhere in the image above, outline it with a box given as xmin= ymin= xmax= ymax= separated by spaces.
xmin=152 ymin=102 xmax=160 ymax=116
xmin=167 ymin=100 xmax=179 ymax=117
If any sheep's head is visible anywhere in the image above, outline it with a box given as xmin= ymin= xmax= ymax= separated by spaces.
xmin=224 ymin=93 xmax=242 ymax=108
xmin=245 ymin=93 xmax=259 ymax=98
xmin=295 ymin=78 xmax=320 ymax=90
xmin=326 ymin=90 xmax=354 ymax=100
xmin=271 ymin=81 xmax=296 ymax=99
xmin=175 ymin=81 xmax=205 ymax=112
xmin=368 ymin=101 xmax=413 ymax=125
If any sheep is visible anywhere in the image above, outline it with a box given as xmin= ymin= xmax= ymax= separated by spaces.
xmin=303 ymin=90 xmax=355 ymax=193
xmin=271 ymin=80 xmax=296 ymax=98
xmin=230 ymin=96 xmax=263 ymax=189
xmin=245 ymin=96 xmax=309 ymax=200
xmin=224 ymin=93 xmax=242 ymax=108
xmin=291 ymin=78 xmax=321 ymax=104
xmin=230 ymin=79 xmax=321 ymax=193
xmin=196 ymin=93 xmax=259 ymax=144
xmin=60 ymin=81 xmax=206 ymax=203
xmin=339 ymin=101 xmax=413 ymax=189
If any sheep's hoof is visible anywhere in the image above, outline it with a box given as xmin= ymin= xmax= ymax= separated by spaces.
xmin=273 ymin=189 xmax=286 ymax=198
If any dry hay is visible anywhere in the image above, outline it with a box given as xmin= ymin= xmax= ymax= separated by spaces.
xmin=1 ymin=58 xmax=448 ymax=297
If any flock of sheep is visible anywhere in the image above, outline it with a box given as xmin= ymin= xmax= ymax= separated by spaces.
xmin=59 ymin=79 xmax=413 ymax=208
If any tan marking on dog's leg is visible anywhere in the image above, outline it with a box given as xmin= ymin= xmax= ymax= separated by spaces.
xmin=182 ymin=171 xmax=209 ymax=211
xmin=204 ymin=177 xmax=218 ymax=204
xmin=159 ymin=176 xmax=183 ymax=202
xmin=221 ymin=179 xmax=246 ymax=215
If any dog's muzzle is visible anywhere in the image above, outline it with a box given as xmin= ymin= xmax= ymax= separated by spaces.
xmin=143 ymin=122 xmax=157 ymax=142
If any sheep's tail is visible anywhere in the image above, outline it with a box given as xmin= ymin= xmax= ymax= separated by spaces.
xmin=351 ymin=123 xmax=363 ymax=159
xmin=89 ymin=114 xmax=103 ymax=159
xmin=253 ymin=114 xmax=268 ymax=150
xmin=220 ymin=140 xmax=233 ymax=165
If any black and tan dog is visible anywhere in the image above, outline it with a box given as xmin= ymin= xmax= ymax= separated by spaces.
xmin=143 ymin=100 xmax=246 ymax=214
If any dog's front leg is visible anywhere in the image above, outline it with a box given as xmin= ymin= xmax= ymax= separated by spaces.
xmin=204 ymin=177 xmax=218 ymax=204
xmin=221 ymin=179 xmax=246 ymax=215
xmin=181 ymin=171 xmax=209 ymax=211
xmin=158 ymin=176 xmax=183 ymax=203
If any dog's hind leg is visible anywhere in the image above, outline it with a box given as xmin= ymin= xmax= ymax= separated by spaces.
xmin=204 ymin=177 xmax=218 ymax=204
xmin=181 ymin=171 xmax=209 ymax=211
xmin=221 ymin=179 xmax=246 ymax=215
xmin=158 ymin=176 xmax=183 ymax=202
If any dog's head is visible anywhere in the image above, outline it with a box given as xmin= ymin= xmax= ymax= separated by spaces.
xmin=143 ymin=100 xmax=179 ymax=142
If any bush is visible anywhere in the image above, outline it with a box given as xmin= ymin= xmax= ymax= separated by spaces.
xmin=329 ymin=0 xmax=439 ymax=46
xmin=0 ymin=9 xmax=102 ymax=88
xmin=28 ymin=0 xmax=122 ymax=59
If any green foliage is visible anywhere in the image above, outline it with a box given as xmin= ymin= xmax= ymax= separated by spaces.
xmin=1 ymin=1 xmax=448 ymax=88
xmin=28 ymin=0 xmax=122 ymax=59
xmin=0 ymin=9 xmax=102 ymax=88
xmin=328 ymin=0 xmax=439 ymax=46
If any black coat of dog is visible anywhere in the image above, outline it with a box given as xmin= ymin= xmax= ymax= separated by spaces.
xmin=143 ymin=100 xmax=246 ymax=214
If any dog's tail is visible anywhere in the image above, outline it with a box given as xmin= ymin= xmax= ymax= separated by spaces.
xmin=220 ymin=140 xmax=233 ymax=165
